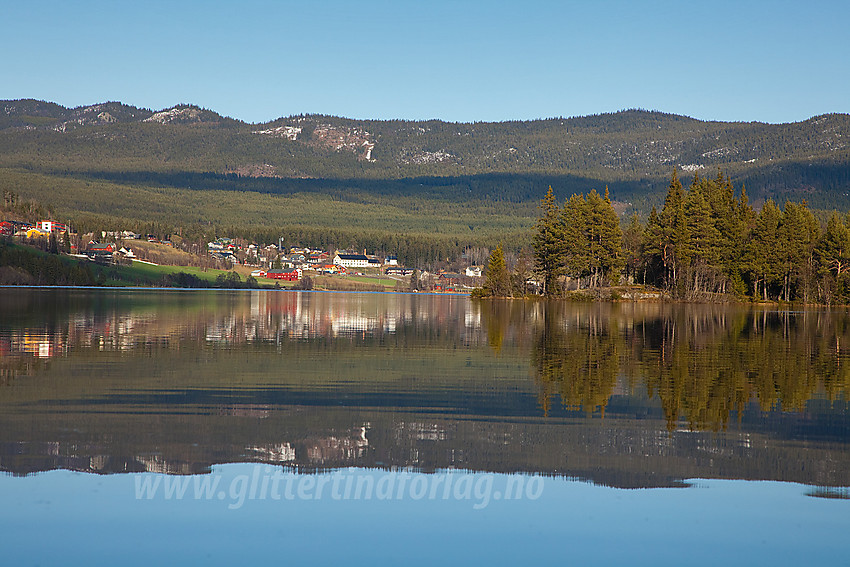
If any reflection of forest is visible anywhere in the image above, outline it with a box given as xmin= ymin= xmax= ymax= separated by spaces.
xmin=501 ymin=301 xmax=850 ymax=429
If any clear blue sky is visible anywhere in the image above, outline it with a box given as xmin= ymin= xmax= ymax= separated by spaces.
xmin=2 ymin=0 xmax=848 ymax=124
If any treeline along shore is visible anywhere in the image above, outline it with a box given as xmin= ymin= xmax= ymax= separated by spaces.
xmin=482 ymin=168 xmax=850 ymax=305
xmin=7 ymin=163 xmax=850 ymax=303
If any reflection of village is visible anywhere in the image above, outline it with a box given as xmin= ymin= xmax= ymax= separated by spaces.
xmin=205 ymin=292 xmax=481 ymax=343
xmin=0 ymin=292 xmax=483 ymax=380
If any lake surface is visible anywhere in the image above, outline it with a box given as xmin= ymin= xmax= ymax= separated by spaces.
xmin=1 ymin=288 xmax=848 ymax=565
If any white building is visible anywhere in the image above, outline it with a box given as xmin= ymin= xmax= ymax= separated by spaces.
xmin=334 ymin=253 xmax=370 ymax=268
xmin=117 ymin=247 xmax=136 ymax=259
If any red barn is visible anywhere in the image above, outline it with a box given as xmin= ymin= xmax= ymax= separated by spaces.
xmin=266 ymin=269 xmax=300 ymax=281
xmin=87 ymin=242 xmax=115 ymax=253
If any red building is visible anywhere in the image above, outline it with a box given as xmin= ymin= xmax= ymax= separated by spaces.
xmin=87 ymin=242 xmax=115 ymax=253
xmin=266 ymin=269 xmax=300 ymax=281
xmin=38 ymin=220 xmax=68 ymax=233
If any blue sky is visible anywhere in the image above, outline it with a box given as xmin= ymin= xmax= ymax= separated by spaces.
xmin=3 ymin=0 xmax=848 ymax=124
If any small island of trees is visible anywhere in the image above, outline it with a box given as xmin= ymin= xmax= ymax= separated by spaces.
xmin=482 ymin=169 xmax=850 ymax=305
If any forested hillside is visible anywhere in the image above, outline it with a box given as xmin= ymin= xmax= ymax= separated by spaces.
xmin=2 ymin=99 xmax=849 ymax=262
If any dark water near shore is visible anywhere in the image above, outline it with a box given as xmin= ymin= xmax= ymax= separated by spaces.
xmin=1 ymin=289 xmax=848 ymax=565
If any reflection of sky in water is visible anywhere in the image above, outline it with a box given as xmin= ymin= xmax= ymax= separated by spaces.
xmin=1 ymin=465 xmax=847 ymax=566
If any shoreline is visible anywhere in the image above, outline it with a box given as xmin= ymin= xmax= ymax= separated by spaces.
xmin=471 ymin=287 xmax=850 ymax=308
xmin=0 ymin=285 xmax=470 ymax=297
xmin=3 ymin=284 xmax=846 ymax=307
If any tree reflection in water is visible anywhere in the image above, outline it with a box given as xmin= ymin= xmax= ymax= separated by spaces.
xmin=479 ymin=301 xmax=850 ymax=430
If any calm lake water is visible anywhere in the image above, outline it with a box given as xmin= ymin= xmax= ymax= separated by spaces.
xmin=1 ymin=288 xmax=848 ymax=565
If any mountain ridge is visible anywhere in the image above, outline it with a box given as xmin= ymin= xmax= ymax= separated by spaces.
xmin=3 ymin=99 xmax=847 ymax=177
xmin=5 ymin=98 xmax=845 ymax=127
xmin=2 ymin=98 xmax=849 ymax=224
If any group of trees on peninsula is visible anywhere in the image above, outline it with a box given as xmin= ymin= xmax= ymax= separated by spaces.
xmin=483 ymin=169 xmax=850 ymax=304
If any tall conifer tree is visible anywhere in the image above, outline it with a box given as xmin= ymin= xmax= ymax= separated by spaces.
xmin=533 ymin=186 xmax=563 ymax=295
xmin=745 ymin=199 xmax=782 ymax=300
xmin=485 ymin=243 xmax=510 ymax=297
xmin=658 ymin=168 xmax=689 ymax=292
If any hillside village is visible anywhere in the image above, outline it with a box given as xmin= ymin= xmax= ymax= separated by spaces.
xmin=1 ymin=217 xmax=484 ymax=292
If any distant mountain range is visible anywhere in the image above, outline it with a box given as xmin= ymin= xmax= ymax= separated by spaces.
xmin=1 ymin=98 xmax=849 ymax=219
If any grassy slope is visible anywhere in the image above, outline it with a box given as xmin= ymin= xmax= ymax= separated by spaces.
xmin=1 ymin=239 xmax=409 ymax=290
xmin=111 ymin=261 xmax=236 ymax=285
xmin=97 ymin=258 xmax=404 ymax=290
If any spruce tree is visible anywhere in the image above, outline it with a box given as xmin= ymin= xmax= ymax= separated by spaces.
xmin=658 ymin=168 xmax=689 ymax=293
xmin=600 ymin=187 xmax=624 ymax=286
xmin=745 ymin=199 xmax=782 ymax=300
xmin=485 ymin=244 xmax=510 ymax=297
xmin=684 ymin=181 xmax=721 ymax=295
xmin=778 ymin=201 xmax=819 ymax=302
xmin=533 ymin=186 xmax=563 ymax=295
xmin=561 ymin=193 xmax=589 ymax=286
xmin=815 ymin=213 xmax=850 ymax=303
xmin=641 ymin=206 xmax=664 ymax=287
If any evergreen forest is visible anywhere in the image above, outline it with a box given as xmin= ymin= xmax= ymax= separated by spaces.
xmin=520 ymin=169 xmax=850 ymax=304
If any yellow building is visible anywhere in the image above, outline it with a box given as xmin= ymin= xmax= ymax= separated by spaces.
xmin=26 ymin=228 xmax=49 ymax=239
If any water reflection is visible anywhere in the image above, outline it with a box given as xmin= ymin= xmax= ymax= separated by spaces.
xmin=0 ymin=289 xmax=478 ymax=383
xmin=0 ymin=289 xmax=848 ymax=489
xmin=472 ymin=300 xmax=850 ymax=428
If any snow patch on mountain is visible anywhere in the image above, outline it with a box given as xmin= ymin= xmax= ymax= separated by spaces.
xmin=53 ymin=105 xmax=123 ymax=132
xmin=680 ymin=164 xmax=705 ymax=172
xmin=311 ymin=124 xmax=376 ymax=161
xmin=144 ymin=107 xmax=203 ymax=124
xmin=253 ymin=125 xmax=302 ymax=140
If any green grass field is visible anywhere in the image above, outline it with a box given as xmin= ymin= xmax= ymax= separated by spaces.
xmin=89 ymin=259 xmax=254 ymax=287
xmin=123 ymin=261 xmax=233 ymax=283
xmin=340 ymin=274 xmax=398 ymax=287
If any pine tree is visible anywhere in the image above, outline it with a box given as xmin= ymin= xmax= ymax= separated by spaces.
xmin=485 ymin=243 xmax=510 ymax=297
xmin=600 ymin=187 xmax=624 ymax=286
xmin=584 ymin=190 xmax=606 ymax=287
xmin=561 ymin=193 xmax=589 ymax=286
xmin=727 ymin=183 xmax=756 ymax=295
xmin=658 ymin=168 xmax=689 ymax=293
xmin=641 ymin=206 xmax=664 ymax=287
xmin=684 ymin=181 xmax=721 ymax=295
xmin=778 ymin=201 xmax=819 ymax=302
xmin=745 ymin=199 xmax=782 ymax=300
xmin=533 ymin=186 xmax=563 ymax=295
xmin=815 ymin=213 xmax=850 ymax=303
